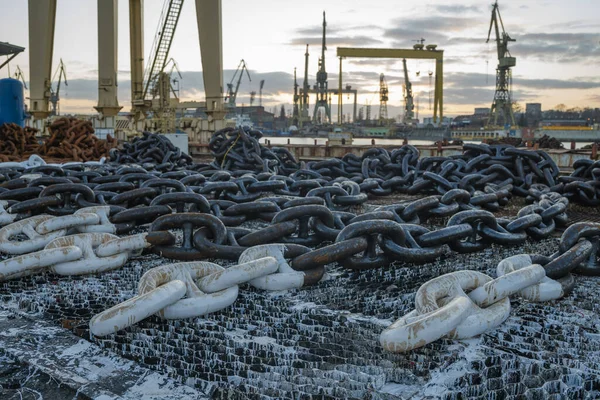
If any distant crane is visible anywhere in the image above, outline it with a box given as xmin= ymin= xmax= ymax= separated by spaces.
xmin=292 ymin=68 xmax=299 ymax=125
xmin=402 ymin=59 xmax=415 ymax=124
xmin=486 ymin=0 xmax=516 ymax=127
xmin=300 ymin=44 xmax=310 ymax=126
xmin=13 ymin=65 xmax=27 ymax=90
xmin=50 ymin=59 xmax=67 ymax=116
xmin=312 ymin=11 xmax=330 ymax=124
xmin=259 ymin=79 xmax=265 ymax=107
xmin=141 ymin=0 xmax=184 ymax=103
xmin=132 ymin=0 xmax=184 ymax=131
xmin=225 ymin=59 xmax=251 ymax=109
xmin=378 ymin=73 xmax=388 ymax=124
xmin=250 ymin=91 xmax=256 ymax=106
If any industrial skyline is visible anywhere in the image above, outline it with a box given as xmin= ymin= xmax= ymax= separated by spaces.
xmin=1 ymin=0 xmax=599 ymax=118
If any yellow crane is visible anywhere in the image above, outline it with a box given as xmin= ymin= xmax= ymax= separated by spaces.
xmin=486 ymin=1 xmax=516 ymax=127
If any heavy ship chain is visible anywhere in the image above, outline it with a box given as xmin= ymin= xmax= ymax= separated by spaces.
xmin=86 ymin=221 xmax=600 ymax=351
xmin=0 ymin=187 xmax=571 ymax=280
xmin=1 ymin=140 xmax=600 ymax=352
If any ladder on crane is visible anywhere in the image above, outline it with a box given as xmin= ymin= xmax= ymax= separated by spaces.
xmin=142 ymin=0 xmax=184 ymax=101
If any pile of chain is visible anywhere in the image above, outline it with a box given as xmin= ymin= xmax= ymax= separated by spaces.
xmin=485 ymin=136 xmax=524 ymax=147
xmin=559 ymin=159 xmax=600 ymax=205
xmin=535 ymin=134 xmax=564 ymax=149
xmin=209 ymin=127 xmax=300 ymax=173
xmin=0 ymin=123 xmax=39 ymax=162
xmin=109 ymin=131 xmax=194 ymax=167
xmin=37 ymin=117 xmax=117 ymax=161
xmin=0 ymin=118 xmax=116 ymax=163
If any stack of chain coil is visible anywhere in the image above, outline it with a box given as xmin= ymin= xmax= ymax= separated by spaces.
xmin=0 ymin=123 xmax=39 ymax=162
xmin=208 ymin=126 xmax=300 ymax=174
xmin=109 ymin=131 xmax=194 ymax=167
xmin=0 ymin=117 xmax=116 ymax=163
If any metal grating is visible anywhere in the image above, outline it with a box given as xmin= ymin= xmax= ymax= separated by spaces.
xmin=2 ymin=233 xmax=600 ymax=399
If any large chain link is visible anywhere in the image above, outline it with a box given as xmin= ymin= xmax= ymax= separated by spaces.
xmin=380 ymin=222 xmax=598 ymax=353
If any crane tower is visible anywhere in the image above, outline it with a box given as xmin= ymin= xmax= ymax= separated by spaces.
xmin=312 ymin=11 xmax=330 ymax=124
xmin=50 ymin=59 xmax=67 ymax=116
xmin=225 ymin=59 xmax=251 ymax=109
xmin=486 ymin=1 xmax=516 ymax=127
xmin=402 ymin=59 xmax=415 ymax=124
xmin=379 ymin=73 xmax=388 ymax=123
xmin=292 ymin=68 xmax=299 ymax=126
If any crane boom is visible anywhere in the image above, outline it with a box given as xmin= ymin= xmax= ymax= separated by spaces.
xmin=402 ymin=58 xmax=414 ymax=124
xmin=486 ymin=1 xmax=516 ymax=127
xmin=14 ymin=66 xmax=27 ymax=90
xmin=50 ymin=59 xmax=67 ymax=116
xmin=378 ymin=73 xmax=388 ymax=123
xmin=259 ymin=79 xmax=265 ymax=107
xmin=142 ymin=0 xmax=184 ymax=101
xmin=225 ymin=59 xmax=251 ymax=108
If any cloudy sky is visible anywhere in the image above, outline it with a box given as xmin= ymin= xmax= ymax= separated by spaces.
xmin=1 ymin=0 xmax=599 ymax=119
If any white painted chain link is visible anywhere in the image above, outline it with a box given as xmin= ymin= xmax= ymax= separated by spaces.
xmin=89 ymin=257 xmax=278 ymax=336
xmin=380 ymin=256 xmax=569 ymax=353
xmin=239 ymin=244 xmax=309 ymax=291
xmin=0 ymin=207 xmax=153 ymax=281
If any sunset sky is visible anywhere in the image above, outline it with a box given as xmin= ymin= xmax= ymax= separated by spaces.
xmin=1 ymin=0 xmax=599 ymax=120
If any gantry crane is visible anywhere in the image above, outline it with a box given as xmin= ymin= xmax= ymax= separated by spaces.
xmin=225 ymin=59 xmax=251 ymax=109
xmin=337 ymin=43 xmax=444 ymax=124
xmin=49 ymin=59 xmax=67 ymax=116
xmin=13 ymin=65 xmax=27 ymax=90
xmin=402 ymin=59 xmax=415 ymax=124
xmin=486 ymin=0 xmax=516 ymax=127
xmin=378 ymin=73 xmax=388 ymax=124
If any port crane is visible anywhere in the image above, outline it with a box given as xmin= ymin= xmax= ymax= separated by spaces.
xmin=486 ymin=0 xmax=516 ymax=127
xmin=299 ymin=44 xmax=310 ymax=127
xmin=259 ymin=79 xmax=265 ymax=107
xmin=402 ymin=59 xmax=415 ymax=124
xmin=292 ymin=68 xmax=299 ymax=125
xmin=337 ymin=42 xmax=444 ymax=124
xmin=13 ymin=65 xmax=27 ymax=90
xmin=312 ymin=11 xmax=330 ymax=124
xmin=225 ymin=59 xmax=251 ymax=109
xmin=130 ymin=0 xmax=184 ymax=130
xmin=378 ymin=73 xmax=388 ymax=124
xmin=49 ymin=59 xmax=67 ymax=116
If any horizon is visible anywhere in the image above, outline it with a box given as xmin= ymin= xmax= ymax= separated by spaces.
xmin=1 ymin=0 xmax=599 ymax=119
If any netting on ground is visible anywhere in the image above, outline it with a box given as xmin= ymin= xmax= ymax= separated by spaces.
xmin=2 ymin=226 xmax=600 ymax=399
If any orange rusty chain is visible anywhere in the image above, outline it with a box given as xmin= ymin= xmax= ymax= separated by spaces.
xmin=0 ymin=117 xmax=116 ymax=163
